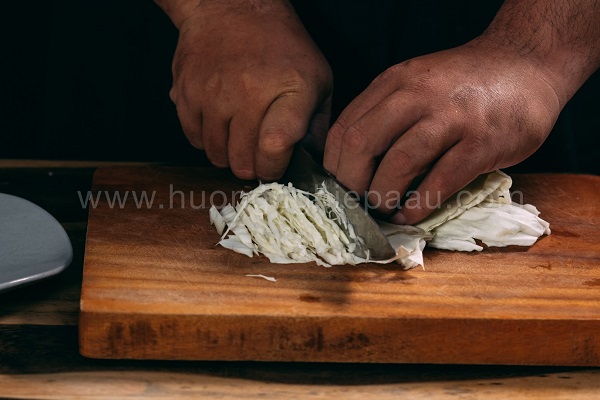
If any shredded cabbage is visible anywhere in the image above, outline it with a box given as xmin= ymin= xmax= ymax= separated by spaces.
xmin=210 ymin=182 xmax=365 ymax=267
xmin=209 ymin=170 xmax=550 ymax=269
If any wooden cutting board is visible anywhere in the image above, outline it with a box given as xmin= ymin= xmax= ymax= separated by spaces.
xmin=79 ymin=167 xmax=600 ymax=365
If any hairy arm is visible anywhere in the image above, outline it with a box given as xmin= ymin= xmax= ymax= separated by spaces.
xmin=484 ymin=0 xmax=600 ymax=107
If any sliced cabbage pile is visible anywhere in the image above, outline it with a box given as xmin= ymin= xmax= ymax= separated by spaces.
xmin=210 ymin=182 xmax=365 ymax=267
xmin=210 ymin=170 xmax=550 ymax=269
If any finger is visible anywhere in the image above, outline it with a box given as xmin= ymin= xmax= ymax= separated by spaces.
xmin=299 ymin=95 xmax=331 ymax=159
xmin=392 ymin=141 xmax=490 ymax=225
xmin=228 ymin=110 xmax=264 ymax=180
xmin=324 ymin=65 xmax=405 ymax=174
xmin=367 ymin=118 xmax=460 ymax=217
xmin=176 ymin=102 xmax=204 ymax=149
xmin=202 ymin=109 xmax=230 ymax=168
xmin=255 ymin=93 xmax=315 ymax=181
xmin=333 ymin=91 xmax=422 ymax=195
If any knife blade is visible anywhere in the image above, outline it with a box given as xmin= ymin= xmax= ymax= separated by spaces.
xmin=282 ymin=147 xmax=397 ymax=261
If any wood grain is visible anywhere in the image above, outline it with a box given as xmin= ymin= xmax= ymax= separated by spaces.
xmin=3 ymin=164 xmax=599 ymax=399
xmin=79 ymin=167 xmax=600 ymax=364
xmin=2 ymin=369 xmax=600 ymax=400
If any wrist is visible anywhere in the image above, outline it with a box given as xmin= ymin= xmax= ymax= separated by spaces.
xmin=154 ymin=0 xmax=200 ymax=29
xmin=155 ymin=0 xmax=295 ymax=31
xmin=478 ymin=0 xmax=600 ymax=108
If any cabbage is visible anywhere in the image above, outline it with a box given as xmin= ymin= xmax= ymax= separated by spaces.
xmin=210 ymin=182 xmax=365 ymax=267
xmin=209 ymin=171 xmax=550 ymax=269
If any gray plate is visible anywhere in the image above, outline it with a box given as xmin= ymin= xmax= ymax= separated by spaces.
xmin=0 ymin=193 xmax=73 ymax=293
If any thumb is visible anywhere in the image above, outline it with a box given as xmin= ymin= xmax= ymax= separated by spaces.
xmin=255 ymin=93 xmax=317 ymax=181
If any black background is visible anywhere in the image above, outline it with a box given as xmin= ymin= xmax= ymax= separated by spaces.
xmin=2 ymin=0 xmax=598 ymax=174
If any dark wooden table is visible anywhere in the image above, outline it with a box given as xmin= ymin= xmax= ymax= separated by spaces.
xmin=1 ymin=160 xmax=599 ymax=399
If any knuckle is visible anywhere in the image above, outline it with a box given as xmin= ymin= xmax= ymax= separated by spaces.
xmin=457 ymin=140 xmax=495 ymax=172
xmin=343 ymin=125 xmax=369 ymax=152
xmin=260 ymin=130 xmax=296 ymax=155
xmin=470 ymin=132 xmax=496 ymax=156
xmin=178 ymin=80 xmax=204 ymax=107
xmin=327 ymin=121 xmax=346 ymax=147
xmin=384 ymin=146 xmax=416 ymax=174
xmin=169 ymin=87 xmax=178 ymax=103
xmin=237 ymin=71 xmax=261 ymax=95
xmin=278 ymin=69 xmax=309 ymax=91
xmin=375 ymin=64 xmax=404 ymax=85
xmin=205 ymin=73 xmax=223 ymax=96
xmin=415 ymin=122 xmax=445 ymax=147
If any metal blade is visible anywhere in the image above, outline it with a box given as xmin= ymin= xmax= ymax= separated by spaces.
xmin=282 ymin=147 xmax=397 ymax=260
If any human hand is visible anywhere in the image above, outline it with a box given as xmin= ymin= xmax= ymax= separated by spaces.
xmin=168 ymin=0 xmax=332 ymax=180
xmin=324 ymin=37 xmax=562 ymax=225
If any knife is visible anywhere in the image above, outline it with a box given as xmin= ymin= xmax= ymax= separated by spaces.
xmin=282 ymin=146 xmax=397 ymax=261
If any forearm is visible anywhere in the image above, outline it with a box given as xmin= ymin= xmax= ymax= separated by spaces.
xmin=481 ymin=0 xmax=600 ymax=107
xmin=154 ymin=0 xmax=199 ymax=29
xmin=154 ymin=0 xmax=296 ymax=30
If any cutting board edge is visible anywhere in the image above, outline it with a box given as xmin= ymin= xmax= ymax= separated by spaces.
xmin=78 ymin=310 xmax=600 ymax=366
xmin=79 ymin=170 xmax=600 ymax=365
